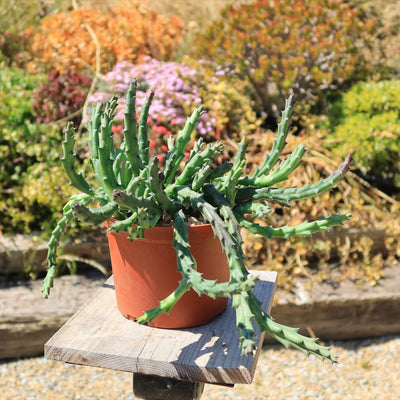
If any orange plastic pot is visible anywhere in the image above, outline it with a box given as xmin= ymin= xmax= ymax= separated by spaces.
xmin=104 ymin=222 xmax=230 ymax=328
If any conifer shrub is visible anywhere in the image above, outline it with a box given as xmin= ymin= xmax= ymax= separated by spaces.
xmin=193 ymin=0 xmax=376 ymax=117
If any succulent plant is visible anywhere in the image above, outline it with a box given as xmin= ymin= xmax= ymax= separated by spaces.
xmin=42 ymin=79 xmax=352 ymax=363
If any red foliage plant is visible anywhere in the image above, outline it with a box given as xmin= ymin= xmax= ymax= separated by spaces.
xmin=194 ymin=0 xmax=376 ymax=116
xmin=33 ymin=69 xmax=92 ymax=126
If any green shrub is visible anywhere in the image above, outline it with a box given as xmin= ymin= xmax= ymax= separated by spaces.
xmin=0 ymin=67 xmax=76 ymax=234
xmin=326 ymin=79 xmax=400 ymax=184
xmin=193 ymin=0 xmax=376 ymax=117
xmin=0 ymin=31 xmax=34 ymax=68
xmin=0 ymin=0 xmax=65 ymax=34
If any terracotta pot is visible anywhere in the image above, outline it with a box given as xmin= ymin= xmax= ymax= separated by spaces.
xmin=104 ymin=222 xmax=230 ymax=328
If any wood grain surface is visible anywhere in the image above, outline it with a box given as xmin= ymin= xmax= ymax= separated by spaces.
xmin=44 ymin=270 xmax=277 ymax=385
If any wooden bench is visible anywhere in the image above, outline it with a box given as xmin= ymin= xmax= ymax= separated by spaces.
xmin=45 ymin=270 xmax=277 ymax=399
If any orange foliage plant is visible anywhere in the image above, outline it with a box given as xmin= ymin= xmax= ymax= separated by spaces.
xmin=31 ymin=1 xmax=183 ymax=74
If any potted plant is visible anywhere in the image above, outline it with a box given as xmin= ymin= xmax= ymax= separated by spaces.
xmin=42 ymin=79 xmax=352 ymax=363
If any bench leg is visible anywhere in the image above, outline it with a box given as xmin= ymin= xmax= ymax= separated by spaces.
xmin=133 ymin=373 xmax=205 ymax=400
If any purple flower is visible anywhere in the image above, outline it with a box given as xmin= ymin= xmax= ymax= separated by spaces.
xmin=87 ymin=58 xmax=217 ymax=135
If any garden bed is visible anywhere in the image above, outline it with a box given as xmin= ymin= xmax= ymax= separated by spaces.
xmin=0 ymin=227 xmax=387 ymax=277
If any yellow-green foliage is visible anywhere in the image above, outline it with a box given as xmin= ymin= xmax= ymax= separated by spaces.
xmin=0 ymin=0 xmax=65 ymax=34
xmin=326 ymin=79 xmax=400 ymax=180
xmin=0 ymin=66 xmax=80 ymax=234
xmin=6 ymin=164 xmax=76 ymax=234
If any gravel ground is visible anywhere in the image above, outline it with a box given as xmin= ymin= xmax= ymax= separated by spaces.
xmin=1 ymin=335 xmax=399 ymax=400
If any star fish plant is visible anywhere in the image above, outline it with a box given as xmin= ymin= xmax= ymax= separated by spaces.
xmin=42 ymin=79 xmax=352 ymax=363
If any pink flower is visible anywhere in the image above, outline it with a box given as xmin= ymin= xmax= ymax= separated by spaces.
xmin=153 ymin=125 xmax=168 ymax=134
xmin=111 ymin=124 xmax=123 ymax=133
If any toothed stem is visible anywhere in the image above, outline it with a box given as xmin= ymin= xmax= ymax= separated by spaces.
xmin=241 ymin=144 xmax=306 ymax=187
xmin=112 ymin=188 xmax=160 ymax=215
xmin=42 ymin=194 xmax=92 ymax=298
xmin=138 ymin=89 xmax=154 ymax=168
xmin=147 ymin=156 xmax=180 ymax=214
xmin=252 ymin=95 xmax=293 ymax=178
xmin=108 ymin=212 xmax=138 ymax=234
xmin=174 ymin=141 xmax=224 ymax=186
xmin=123 ymin=79 xmax=140 ymax=176
xmin=135 ymin=279 xmax=191 ymax=325
xmin=249 ymin=293 xmax=338 ymax=363
xmin=163 ymin=106 xmax=205 ymax=185
xmin=62 ymin=123 xmax=95 ymax=196
xmin=71 ymin=201 xmax=118 ymax=225
xmin=173 ymin=210 xmax=256 ymax=298
xmin=218 ymin=137 xmax=247 ymax=204
xmin=235 ymin=154 xmax=353 ymax=205
xmin=235 ymin=213 xmax=352 ymax=239
xmin=98 ymin=96 xmax=120 ymax=194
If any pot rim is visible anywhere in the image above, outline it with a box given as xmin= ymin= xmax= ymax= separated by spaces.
xmin=104 ymin=218 xmax=215 ymax=242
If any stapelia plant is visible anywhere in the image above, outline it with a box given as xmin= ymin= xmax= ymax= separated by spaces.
xmin=42 ymin=79 xmax=352 ymax=363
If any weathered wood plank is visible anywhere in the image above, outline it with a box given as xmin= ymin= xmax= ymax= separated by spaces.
xmin=0 ymin=233 xmax=111 ymax=276
xmin=0 ymin=273 xmax=106 ymax=359
xmin=44 ymin=271 xmax=277 ymax=385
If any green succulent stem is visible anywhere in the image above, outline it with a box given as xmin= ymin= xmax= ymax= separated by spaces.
xmin=98 ymin=96 xmax=121 ymax=194
xmin=138 ymin=89 xmax=155 ymax=168
xmin=248 ymin=293 xmax=337 ymax=363
xmin=62 ymin=123 xmax=95 ymax=196
xmin=135 ymin=279 xmax=191 ymax=325
xmin=42 ymin=194 xmax=92 ymax=298
xmin=163 ymin=106 xmax=205 ymax=185
xmin=71 ymin=201 xmax=118 ymax=225
xmin=123 ymin=79 xmax=140 ymax=176
xmin=174 ymin=141 xmax=224 ymax=186
xmin=235 ymin=213 xmax=352 ymax=239
xmin=219 ymin=137 xmax=247 ymax=204
xmin=252 ymin=95 xmax=293 ymax=179
xmin=173 ymin=210 xmax=255 ymax=298
xmin=235 ymin=154 xmax=353 ymax=205
xmin=147 ymin=156 xmax=180 ymax=214
xmin=87 ymin=102 xmax=102 ymax=159
xmin=108 ymin=212 xmax=138 ymax=234
xmin=241 ymin=144 xmax=307 ymax=187
xmin=112 ymin=188 xmax=160 ymax=216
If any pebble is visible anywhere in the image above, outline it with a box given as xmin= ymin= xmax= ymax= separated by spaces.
xmin=0 ymin=335 xmax=399 ymax=399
